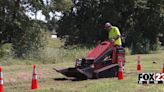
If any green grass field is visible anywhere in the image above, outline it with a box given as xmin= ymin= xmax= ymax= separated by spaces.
xmin=1 ymin=39 xmax=164 ymax=92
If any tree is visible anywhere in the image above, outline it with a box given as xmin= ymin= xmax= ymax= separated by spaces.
xmin=57 ymin=0 xmax=136 ymax=44
xmin=0 ymin=0 xmax=48 ymax=58
xmin=57 ymin=0 xmax=164 ymax=54
xmin=0 ymin=0 xmax=74 ymax=57
xmin=127 ymin=0 xmax=164 ymax=54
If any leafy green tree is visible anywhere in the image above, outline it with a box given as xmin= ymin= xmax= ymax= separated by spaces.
xmin=127 ymin=0 xmax=164 ymax=54
xmin=0 ymin=0 xmax=48 ymax=57
xmin=57 ymin=0 xmax=164 ymax=54
xmin=11 ymin=21 xmax=47 ymax=58
xmin=0 ymin=0 xmax=74 ymax=57
xmin=57 ymin=0 xmax=136 ymax=44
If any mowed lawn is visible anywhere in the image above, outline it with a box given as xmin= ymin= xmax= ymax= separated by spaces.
xmin=1 ymin=39 xmax=164 ymax=92
xmin=2 ymin=52 xmax=164 ymax=92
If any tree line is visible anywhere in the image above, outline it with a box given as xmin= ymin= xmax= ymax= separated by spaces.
xmin=57 ymin=0 xmax=164 ymax=54
xmin=0 ymin=0 xmax=72 ymax=58
xmin=0 ymin=0 xmax=164 ymax=58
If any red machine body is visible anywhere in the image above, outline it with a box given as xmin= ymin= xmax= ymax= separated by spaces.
xmin=87 ymin=41 xmax=112 ymax=59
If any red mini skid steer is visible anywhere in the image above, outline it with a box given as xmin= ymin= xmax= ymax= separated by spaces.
xmin=54 ymin=41 xmax=125 ymax=79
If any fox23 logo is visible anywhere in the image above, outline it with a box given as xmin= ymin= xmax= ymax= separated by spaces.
xmin=138 ymin=73 xmax=164 ymax=84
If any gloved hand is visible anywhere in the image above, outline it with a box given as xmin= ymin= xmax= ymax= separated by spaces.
xmin=111 ymin=39 xmax=115 ymax=42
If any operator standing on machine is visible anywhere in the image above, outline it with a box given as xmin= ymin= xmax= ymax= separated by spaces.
xmin=104 ymin=22 xmax=123 ymax=63
xmin=104 ymin=22 xmax=122 ymax=46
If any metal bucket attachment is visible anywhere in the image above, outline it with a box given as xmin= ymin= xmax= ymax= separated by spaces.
xmin=54 ymin=67 xmax=92 ymax=79
xmin=54 ymin=67 xmax=94 ymax=79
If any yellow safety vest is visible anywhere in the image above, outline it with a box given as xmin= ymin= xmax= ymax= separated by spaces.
xmin=108 ymin=26 xmax=122 ymax=46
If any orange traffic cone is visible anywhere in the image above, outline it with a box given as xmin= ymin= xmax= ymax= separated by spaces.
xmin=31 ymin=65 xmax=39 ymax=90
xmin=0 ymin=67 xmax=4 ymax=92
xmin=137 ymin=56 xmax=142 ymax=72
xmin=118 ymin=61 xmax=124 ymax=80
xmin=162 ymin=63 xmax=164 ymax=73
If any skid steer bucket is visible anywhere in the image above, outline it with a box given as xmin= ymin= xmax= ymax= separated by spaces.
xmin=54 ymin=67 xmax=93 ymax=79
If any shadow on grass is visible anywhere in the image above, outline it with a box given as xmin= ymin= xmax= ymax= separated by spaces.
xmin=54 ymin=78 xmax=69 ymax=81
xmin=54 ymin=77 xmax=87 ymax=81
